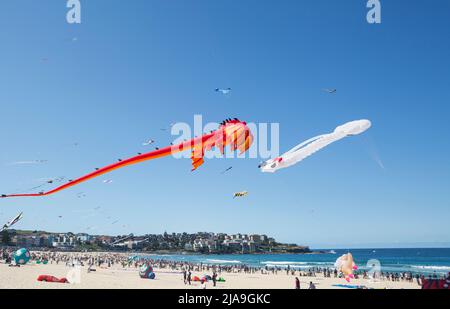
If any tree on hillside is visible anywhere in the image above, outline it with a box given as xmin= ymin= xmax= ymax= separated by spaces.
xmin=1 ymin=230 xmax=11 ymax=245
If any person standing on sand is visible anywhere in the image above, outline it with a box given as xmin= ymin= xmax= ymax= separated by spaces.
xmin=309 ymin=281 xmax=316 ymax=289
xmin=187 ymin=271 xmax=192 ymax=285
xmin=212 ymin=272 xmax=217 ymax=287
xmin=295 ymin=277 xmax=300 ymax=289
xmin=183 ymin=270 xmax=187 ymax=284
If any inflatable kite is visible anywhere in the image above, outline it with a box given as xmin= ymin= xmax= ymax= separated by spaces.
xmin=1 ymin=119 xmax=253 ymax=198
xmin=37 ymin=275 xmax=68 ymax=283
xmin=36 ymin=259 xmax=48 ymax=265
xmin=202 ymin=275 xmax=212 ymax=282
xmin=259 ymin=119 xmax=371 ymax=173
xmin=334 ymin=253 xmax=358 ymax=282
xmin=14 ymin=248 xmax=31 ymax=265
xmin=111 ymin=234 xmax=133 ymax=245
xmin=139 ymin=264 xmax=156 ymax=279
xmin=421 ymin=275 xmax=450 ymax=289
xmin=1 ymin=212 xmax=23 ymax=232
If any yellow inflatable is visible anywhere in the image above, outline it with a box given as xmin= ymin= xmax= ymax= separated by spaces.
xmin=334 ymin=253 xmax=358 ymax=282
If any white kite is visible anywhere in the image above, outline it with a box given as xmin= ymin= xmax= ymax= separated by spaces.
xmin=259 ymin=119 xmax=371 ymax=173
xmin=215 ymin=88 xmax=232 ymax=95
xmin=1 ymin=212 xmax=23 ymax=232
xmin=111 ymin=234 xmax=133 ymax=245
xmin=142 ymin=139 xmax=155 ymax=146
xmin=9 ymin=160 xmax=48 ymax=166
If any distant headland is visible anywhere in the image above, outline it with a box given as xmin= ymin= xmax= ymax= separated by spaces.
xmin=0 ymin=230 xmax=320 ymax=254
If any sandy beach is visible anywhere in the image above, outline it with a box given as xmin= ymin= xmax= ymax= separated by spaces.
xmin=0 ymin=258 xmax=420 ymax=289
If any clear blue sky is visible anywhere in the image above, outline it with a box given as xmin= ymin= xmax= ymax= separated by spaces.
xmin=1 ymin=0 xmax=449 ymax=248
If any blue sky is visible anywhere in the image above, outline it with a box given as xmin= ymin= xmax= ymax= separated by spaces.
xmin=0 ymin=0 xmax=449 ymax=248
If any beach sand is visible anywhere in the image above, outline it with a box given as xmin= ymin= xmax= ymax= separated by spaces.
xmin=0 ymin=262 xmax=420 ymax=289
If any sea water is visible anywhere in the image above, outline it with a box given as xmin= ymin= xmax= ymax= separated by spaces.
xmin=141 ymin=248 xmax=450 ymax=275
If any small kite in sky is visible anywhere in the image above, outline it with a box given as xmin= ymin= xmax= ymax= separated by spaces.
xmin=102 ymin=179 xmax=113 ymax=184
xmin=233 ymin=191 xmax=248 ymax=199
xmin=25 ymin=177 xmax=64 ymax=192
xmin=1 ymin=212 xmax=23 ymax=232
xmin=215 ymin=88 xmax=232 ymax=95
xmin=323 ymin=88 xmax=337 ymax=94
xmin=160 ymin=123 xmax=176 ymax=131
xmin=9 ymin=160 xmax=48 ymax=166
xmin=335 ymin=253 xmax=358 ymax=282
xmin=259 ymin=120 xmax=371 ymax=173
xmin=142 ymin=139 xmax=155 ymax=146
xmin=77 ymin=192 xmax=87 ymax=198
xmin=221 ymin=166 xmax=233 ymax=174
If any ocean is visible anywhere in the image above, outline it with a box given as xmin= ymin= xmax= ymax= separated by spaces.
xmin=140 ymin=248 xmax=450 ymax=275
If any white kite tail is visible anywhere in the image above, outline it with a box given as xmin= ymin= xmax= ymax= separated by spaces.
xmin=284 ymin=132 xmax=347 ymax=165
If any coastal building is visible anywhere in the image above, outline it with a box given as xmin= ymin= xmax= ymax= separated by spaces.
xmin=184 ymin=242 xmax=193 ymax=251
xmin=13 ymin=235 xmax=40 ymax=247
xmin=248 ymin=241 xmax=257 ymax=253
xmin=231 ymin=234 xmax=243 ymax=240
xmin=193 ymin=238 xmax=217 ymax=253
xmin=260 ymin=235 xmax=268 ymax=244
xmin=225 ymin=241 xmax=242 ymax=253
xmin=250 ymin=234 xmax=261 ymax=243
xmin=2 ymin=229 xmax=302 ymax=254
xmin=52 ymin=233 xmax=75 ymax=248
xmin=76 ymin=233 xmax=90 ymax=243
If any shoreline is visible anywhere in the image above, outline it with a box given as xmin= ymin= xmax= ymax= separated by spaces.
xmin=0 ymin=249 xmax=437 ymax=289
xmin=0 ymin=262 xmax=421 ymax=290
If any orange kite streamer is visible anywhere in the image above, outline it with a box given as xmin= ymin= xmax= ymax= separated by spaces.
xmin=1 ymin=119 xmax=253 ymax=198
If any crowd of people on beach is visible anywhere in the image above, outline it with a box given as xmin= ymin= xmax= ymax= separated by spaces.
xmin=1 ymin=248 xmax=448 ymax=289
